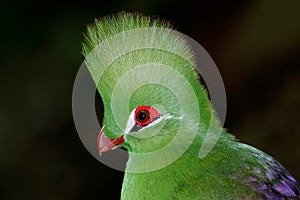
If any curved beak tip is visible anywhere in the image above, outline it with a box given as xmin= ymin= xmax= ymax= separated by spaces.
xmin=97 ymin=127 xmax=124 ymax=155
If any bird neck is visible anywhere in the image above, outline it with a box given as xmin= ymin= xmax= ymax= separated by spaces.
xmin=121 ymin=132 xmax=212 ymax=199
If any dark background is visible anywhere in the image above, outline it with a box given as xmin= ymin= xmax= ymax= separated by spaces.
xmin=0 ymin=0 xmax=299 ymax=199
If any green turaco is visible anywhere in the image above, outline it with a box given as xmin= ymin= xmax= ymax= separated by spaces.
xmin=82 ymin=12 xmax=300 ymax=199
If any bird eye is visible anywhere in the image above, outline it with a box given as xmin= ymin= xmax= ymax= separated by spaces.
xmin=134 ymin=105 xmax=159 ymax=127
xmin=136 ymin=109 xmax=150 ymax=123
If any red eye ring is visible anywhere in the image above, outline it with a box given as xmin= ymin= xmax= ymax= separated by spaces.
xmin=135 ymin=105 xmax=160 ymax=127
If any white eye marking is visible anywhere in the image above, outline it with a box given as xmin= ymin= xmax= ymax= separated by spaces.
xmin=124 ymin=108 xmax=164 ymax=134
xmin=137 ymin=113 xmax=183 ymax=132
xmin=138 ymin=115 xmax=164 ymax=132
xmin=124 ymin=109 xmax=179 ymax=135
xmin=124 ymin=109 xmax=136 ymax=134
xmin=164 ymin=114 xmax=182 ymax=120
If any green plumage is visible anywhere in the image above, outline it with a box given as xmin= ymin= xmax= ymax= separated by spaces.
xmin=82 ymin=12 xmax=300 ymax=199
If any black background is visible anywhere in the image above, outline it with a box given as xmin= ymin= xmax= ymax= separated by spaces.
xmin=0 ymin=0 xmax=299 ymax=199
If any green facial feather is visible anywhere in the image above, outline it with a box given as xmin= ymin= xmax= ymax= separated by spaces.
xmin=82 ymin=12 xmax=300 ymax=200
xmin=82 ymin=12 xmax=215 ymax=145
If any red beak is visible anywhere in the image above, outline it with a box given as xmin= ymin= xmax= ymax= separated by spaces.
xmin=97 ymin=127 xmax=124 ymax=155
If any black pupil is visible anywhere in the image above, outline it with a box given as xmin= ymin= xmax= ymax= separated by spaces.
xmin=137 ymin=110 xmax=149 ymax=122
xmin=138 ymin=112 xmax=146 ymax=120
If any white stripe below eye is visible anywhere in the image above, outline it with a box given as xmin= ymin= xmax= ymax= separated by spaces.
xmin=138 ymin=115 xmax=164 ymax=132
xmin=125 ymin=110 xmax=176 ymax=134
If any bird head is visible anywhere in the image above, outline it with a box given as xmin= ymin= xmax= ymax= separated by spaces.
xmin=82 ymin=12 xmax=213 ymax=157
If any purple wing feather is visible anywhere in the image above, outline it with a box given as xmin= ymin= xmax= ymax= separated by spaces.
xmin=248 ymin=160 xmax=300 ymax=199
